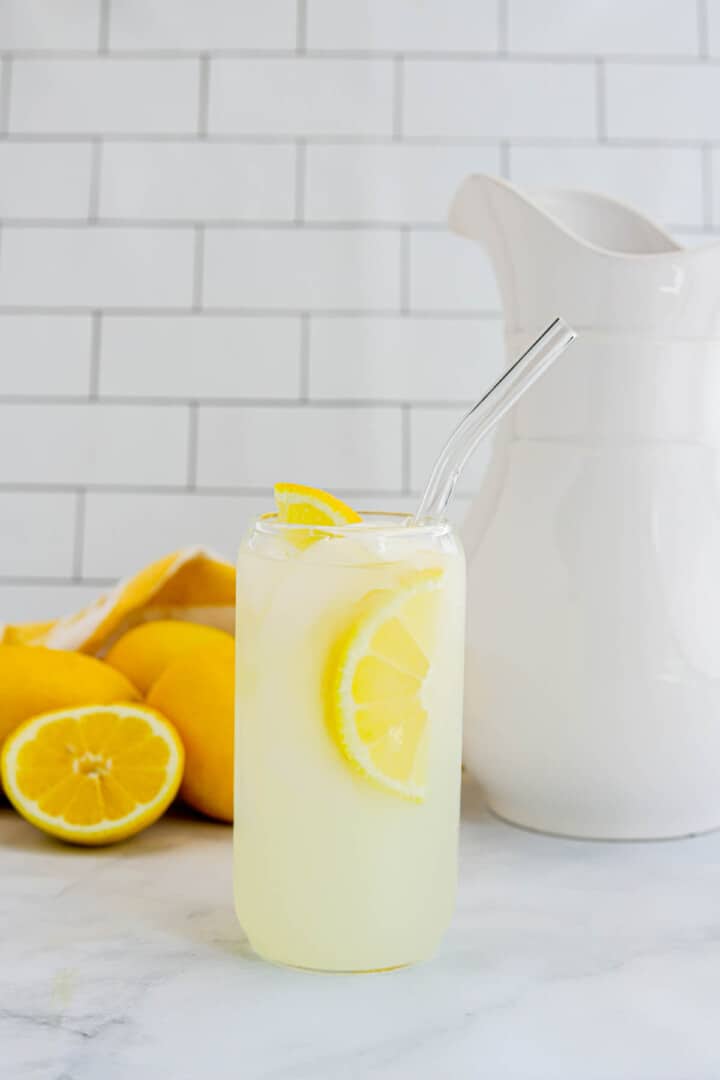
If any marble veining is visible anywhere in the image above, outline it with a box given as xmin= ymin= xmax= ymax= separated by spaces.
xmin=2 ymin=779 xmax=720 ymax=1080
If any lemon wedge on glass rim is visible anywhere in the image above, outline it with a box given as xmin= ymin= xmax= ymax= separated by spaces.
xmin=326 ymin=568 xmax=443 ymax=802
xmin=1 ymin=703 xmax=184 ymax=846
xmin=274 ymin=482 xmax=361 ymax=544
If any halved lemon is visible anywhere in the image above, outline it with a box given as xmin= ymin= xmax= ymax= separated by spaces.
xmin=1 ymin=703 xmax=184 ymax=846
xmin=274 ymin=483 xmax=362 ymax=527
xmin=326 ymin=569 xmax=443 ymax=801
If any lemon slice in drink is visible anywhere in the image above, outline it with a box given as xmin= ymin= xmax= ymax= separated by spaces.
xmin=1 ymin=703 xmax=184 ymax=846
xmin=326 ymin=569 xmax=443 ymax=802
xmin=274 ymin=483 xmax=362 ymax=526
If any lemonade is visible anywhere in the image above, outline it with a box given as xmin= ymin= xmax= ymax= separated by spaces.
xmin=234 ymin=500 xmax=465 ymax=972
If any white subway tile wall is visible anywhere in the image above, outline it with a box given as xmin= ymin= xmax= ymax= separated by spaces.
xmin=0 ymin=403 xmax=190 ymax=486
xmin=0 ymin=227 xmax=195 ymax=308
xmin=195 ymin=405 xmax=403 ymax=491
xmin=305 ymin=0 xmax=499 ymax=53
xmin=0 ymin=492 xmax=78 ymax=578
xmin=108 ymin=0 xmax=298 ymax=52
xmin=0 ymin=316 xmax=92 ymax=396
xmin=10 ymin=60 xmax=200 ymax=136
xmin=208 ymin=59 xmax=394 ymax=137
xmin=605 ymin=63 xmax=720 ymax=141
xmin=304 ymin=144 xmax=502 ymax=223
xmin=507 ymin=0 xmax=699 ymax=56
xmin=100 ymin=143 xmax=297 ymax=222
xmin=409 ymin=232 xmax=501 ymax=312
xmin=99 ymin=316 xmax=302 ymax=399
xmin=203 ymin=228 xmax=403 ymax=310
xmin=308 ymin=317 xmax=503 ymax=401
xmin=402 ymin=61 xmax=596 ymax=139
xmin=0 ymin=0 xmax=101 ymax=51
xmin=0 ymin=143 xmax=93 ymax=220
xmin=0 ymin=0 xmax=711 ymax=616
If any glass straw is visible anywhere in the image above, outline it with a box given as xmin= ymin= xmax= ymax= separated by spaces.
xmin=415 ymin=317 xmax=576 ymax=522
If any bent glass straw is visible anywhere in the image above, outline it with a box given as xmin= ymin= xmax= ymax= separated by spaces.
xmin=415 ymin=317 xmax=576 ymax=522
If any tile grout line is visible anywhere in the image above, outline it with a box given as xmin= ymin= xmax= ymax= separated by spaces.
xmin=0 ymin=219 xmax=458 ymax=231
xmin=393 ymin=56 xmax=404 ymax=139
xmin=497 ymin=0 xmax=509 ymax=54
xmin=98 ymin=0 xmax=111 ymax=52
xmin=0 ymin=56 xmax=12 ymax=134
xmin=72 ymin=490 xmax=86 ymax=580
xmin=7 ymin=206 xmax=713 ymax=229
xmin=4 ymin=133 xmax=720 ymax=149
xmin=499 ymin=141 xmax=510 ymax=179
xmin=0 ymin=208 xmax=709 ymax=230
xmin=89 ymin=312 xmax=102 ymax=398
xmin=193 ymin=226 xmax=205 ymax=310
xmin=2 ymin=47 xmax=700 ymax=62
xmin=198 ymin=55 xmax=210 ymax=136
xmin=0 ymin=212 xmax=709 ymax=231
xmin=401 ymin=405 xmax=411 ymax=494
xmin=702 ymin=144 xmax=714 ymax=227
xmin=297 ymin=0 xmax=307 ymax=53
xmin=0 ymin=574 xmax=117 ymax=588
xmin=400 ymin=228 xmax=411 ymax=314
xmin=0 ymin=395 xmax=481 ymax=409
xmin=595 ymin=58 xmax=607 ymax=141
xmin=88 ymin=139 xmax=103 ymax=221
xmin=698 ymin=0 xmax=710 ymax=58
xmin=0 ymin=306 xmax=503 ymax=319
xmin=294 ymin=140 xmax=306 ymax=221
xmin=299 ymin=313 xmax=310 ymax=400
xmin=186 ymin=402 xmax=199 ymax=488
xmin=0 ymin=483 xmax=425 ymax=498
xmin=2 ymin=48 xmax=720 ymax=76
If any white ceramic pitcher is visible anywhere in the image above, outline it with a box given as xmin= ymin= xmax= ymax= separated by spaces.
xmin=453 ymin=174 xmax=720 ymax=839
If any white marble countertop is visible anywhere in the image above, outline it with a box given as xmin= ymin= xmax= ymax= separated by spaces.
xmin=2 ymin=778 xmax=720 ymax=1080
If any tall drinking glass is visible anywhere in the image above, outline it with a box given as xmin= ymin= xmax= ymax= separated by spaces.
xmin=234 ymin=512 xmax=465 ymax=972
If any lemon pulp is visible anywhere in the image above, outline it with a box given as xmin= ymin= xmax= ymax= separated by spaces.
xmin=2 ymin=703 xmax=184 ymax=846
xmin=327 ymin=569 xmax=443 ymax=801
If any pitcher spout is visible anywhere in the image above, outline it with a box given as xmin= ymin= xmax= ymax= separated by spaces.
xmin=448 ymin=174 xmax=720 ymax=338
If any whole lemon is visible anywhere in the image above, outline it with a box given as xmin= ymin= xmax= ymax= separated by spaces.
xmin=0 ymin=644 xmax=139 ymax=753
xmin=147 ymin=638 xmax=234 ymax=822
xmin=106 ymin=620 xmax=232 ymax=695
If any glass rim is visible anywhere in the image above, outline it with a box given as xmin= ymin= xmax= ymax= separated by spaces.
xmin=252 ymin=509 xmax=454 ymax=539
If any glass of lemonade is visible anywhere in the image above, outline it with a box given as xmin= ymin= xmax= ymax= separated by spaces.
xmin=234 ymin=506 xmax=465 ymax=972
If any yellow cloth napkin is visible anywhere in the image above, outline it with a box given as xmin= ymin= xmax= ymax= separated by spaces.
xmin=0 ymin=547 xmax=235 ymax=655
